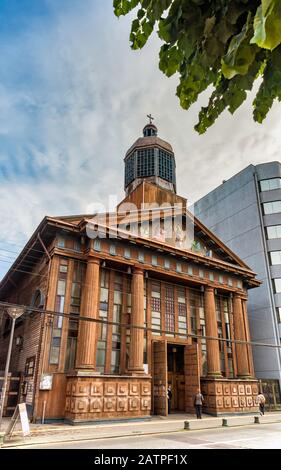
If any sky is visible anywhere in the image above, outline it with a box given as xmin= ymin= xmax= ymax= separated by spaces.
xmin=0 ymin=0 xmax=281 ymax=280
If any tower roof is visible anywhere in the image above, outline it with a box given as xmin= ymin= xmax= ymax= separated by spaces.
xmin=125 ymin=135 xmax=173 ymax=158
xmin=125 ymin=117 xmax=173 ymax=157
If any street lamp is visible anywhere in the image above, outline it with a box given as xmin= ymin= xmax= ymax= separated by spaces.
xmin=0 ymin=306 xmax=25 ymax=430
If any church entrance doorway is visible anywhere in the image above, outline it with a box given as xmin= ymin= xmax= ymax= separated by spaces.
xmin=152 ymin=340 xmax=200 ymax=416
xmin=167 ymin=344 xmax=185 ymax=412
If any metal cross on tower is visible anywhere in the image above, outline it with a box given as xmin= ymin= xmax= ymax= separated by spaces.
xmin=147 ymin=114 xmax=154 ymax=124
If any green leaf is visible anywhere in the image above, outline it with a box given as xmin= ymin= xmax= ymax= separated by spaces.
xmin=222 ymin=43 xmax=257 ymax=79
xmin=251 ymin=1 xmax=281 ymax=51
xmin=222 ymin=14 xmax=257 ymax=79
xmin=113 ymin=0 xmax=140 ymax=17
xmin=159 ymin=44 xmax=182 ymax=77
xmin=204 ymin=16 xmax=216 ymax=37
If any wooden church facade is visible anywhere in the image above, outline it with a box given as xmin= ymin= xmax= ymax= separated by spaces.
xmin=0 ymin=122 xmax=261 ymax=422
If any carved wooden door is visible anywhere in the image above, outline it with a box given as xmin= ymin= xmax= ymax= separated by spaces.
xmin=184 ymin=343 xmax=200 ymax=413
xmin=153 ymin=340 xmax=167 ymax=416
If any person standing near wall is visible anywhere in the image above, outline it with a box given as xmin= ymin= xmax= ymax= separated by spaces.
xmin=194 ymin=388 xmax=204 ymax=419
xmin=167 ymin=385 xmax=172 ymax=414
xmin=257 ymin=392 xmax=266 ymax=416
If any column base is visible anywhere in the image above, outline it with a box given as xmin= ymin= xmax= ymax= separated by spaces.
xmin=127 ymin=369 xmax=145 ymax=376
xmin=72 ymin=369 xmax=101 ymax=377
xmin=207 ymin=372 xmax=223 ymax=378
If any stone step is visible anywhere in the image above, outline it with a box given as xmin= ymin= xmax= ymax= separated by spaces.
xmin=184 ymin=417 xmax=223 ymax=430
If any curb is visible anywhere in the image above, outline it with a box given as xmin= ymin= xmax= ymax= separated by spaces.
xmin=2 ymin=428 xmax=184 ymax=448
xmin=4 ymin=418 xmax=189 ymax=437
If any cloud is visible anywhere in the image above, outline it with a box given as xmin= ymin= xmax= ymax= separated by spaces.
xmin=0 ymin=0 xmax=281 ymax=279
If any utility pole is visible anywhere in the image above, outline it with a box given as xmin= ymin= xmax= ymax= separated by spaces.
xmin=0 ymin=306 xmax=25 ymax=430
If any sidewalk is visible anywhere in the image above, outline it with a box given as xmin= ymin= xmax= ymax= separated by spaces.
xmin=1 ymin=412 xmax=281 ymax=448
xmin=0 ymin=413 xmax=203 ymax=448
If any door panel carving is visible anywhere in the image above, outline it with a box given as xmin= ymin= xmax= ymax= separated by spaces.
xmin=184 ymin=343 xmax=200 ymax=413
xmin=153 ymin=341 xmax=167 ymax=416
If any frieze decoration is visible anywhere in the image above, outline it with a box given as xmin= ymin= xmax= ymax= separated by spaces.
xmin=65 ymin=376 xmax=151 ymax=422
xmin=201 ymin=379 xmax=259 ymax=414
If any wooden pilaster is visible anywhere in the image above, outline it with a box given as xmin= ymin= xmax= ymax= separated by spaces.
xmin=242 ymin=299 xmax=255 ymax=377
xmin=75 ymin=256 xmax=100 ymax=370
xmin=204 ymin=286 xmax=222 ymax=377
xmin=128 ymin=267 xmax=144 ymax=374
xmin=233 ymin=293 xmax=251 ymax=378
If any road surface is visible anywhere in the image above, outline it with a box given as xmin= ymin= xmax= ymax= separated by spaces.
xmin=10 ymin=422 xmax=281 ymax=449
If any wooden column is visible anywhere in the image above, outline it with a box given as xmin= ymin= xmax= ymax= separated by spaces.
xmin=242 ymin=299 xmax=255 ymax=377
xmin=75 ymin=257 xmax=100 ymax=370
xmin=128 ymin=267 xmax=144 ymax=375
xmin=233 ymin=293 xmax=251 ymax=378
xmin=204 ymin=286 xmax=221 ymax=377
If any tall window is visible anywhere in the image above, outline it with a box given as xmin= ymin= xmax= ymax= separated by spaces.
xmin=215 ymin=297 xmax=225 ymax=375
xmin=189 ymin=290 xmax=197 ymax=336
xmin=165 ymin=286 xmax=175 ymax=337
xmin=65 ymin=261 xmax=85 ymax=371
xmin=198 ymin=293 xmax=207 ymax=376
xmin=177 ymin=288 xmax=187 ymax=339
xmin=260 ymin=178 xmax=281 ymax=191
xmin=96 ymin=269 xmax=109 ymax=373
xmin=151 ymin=282 xmax=161 ymax=335
xmin=222 ymin=297 xmax=234 ymax=378
xmin=49 ymin=259 xmax=68 ymax=364
xmin=125 ymin=153 xmax=135 ymax=186
xmin=126 ymin=278 xmax=132 ymax=369
xmin=137 ymin=148 xmax=155 ymax=177
xmin=164 ymin=259 xmax=170 ymax=269
xmin=152 ymin=255 xmax=158 ymax=266
xmin=143 ymin=280 xmax=147 ymax=364
xmin=159 ymin=150 xmax=174 ymax=182
xmin=263 ymin=201 xmax=281 ymax=215
xmin=111 ymin=273 xmax=122 ymax=373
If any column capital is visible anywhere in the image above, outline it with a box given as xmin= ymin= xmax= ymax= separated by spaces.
xmin=133 ymin=267 xmax=144 ymax=275
xmin=233 ymin=291 xmax=248 ymax=301
xmin=87 ymin=256 xmax=100 ymax=265
xmin=205 ymin=285 xmax=215 ymax=293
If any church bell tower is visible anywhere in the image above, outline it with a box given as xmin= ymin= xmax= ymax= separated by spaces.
xmin=124 ymin=116 xmax=177 ymax=196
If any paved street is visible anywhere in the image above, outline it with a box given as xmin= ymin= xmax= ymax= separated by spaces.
xmin=9 ymin=422 xmax=281 ymax=449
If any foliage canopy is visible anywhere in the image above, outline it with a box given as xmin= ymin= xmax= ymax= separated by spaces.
xmin=113 ymin=0 xmax=281 ymax=133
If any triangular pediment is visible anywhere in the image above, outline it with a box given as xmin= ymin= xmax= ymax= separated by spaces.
xmin=84 ymin=204 xmax=251 ymax=273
